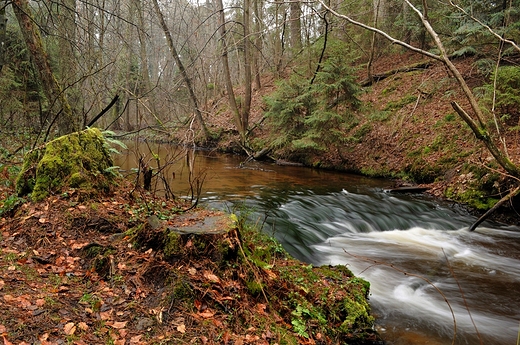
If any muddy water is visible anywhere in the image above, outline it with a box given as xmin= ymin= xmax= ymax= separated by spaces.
xmin=115 ymin=142 xmax=520 ymax=345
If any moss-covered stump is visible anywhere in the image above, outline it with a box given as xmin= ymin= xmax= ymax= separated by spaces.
xmin=15 ymin=128 xmax=117 ymax=201
xmin=133 ymin=210 xmax=381 ymax=344
xmin=135 ymin=211 xmax=241 ymax=264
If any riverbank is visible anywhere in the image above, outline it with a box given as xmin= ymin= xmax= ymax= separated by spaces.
xmin=0 ymin=167 xmax=382 ymax=345
xmin=178 ymin=52 xmax=520 ymax=225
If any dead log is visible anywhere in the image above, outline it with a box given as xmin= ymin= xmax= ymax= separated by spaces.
xmin=253 ymin=147 xmax=272 ymax=161
xmin=360 ymin=61 xmax=433 ymax=87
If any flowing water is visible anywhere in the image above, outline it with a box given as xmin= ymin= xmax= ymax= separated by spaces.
xmin=116 ymin=143 xmax=520 ymax=345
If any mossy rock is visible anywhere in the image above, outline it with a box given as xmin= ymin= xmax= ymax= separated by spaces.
xmin=15 ymin=128 xmax=117 ymax=201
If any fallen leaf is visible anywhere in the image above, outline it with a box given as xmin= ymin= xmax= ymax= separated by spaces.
xmin=129 ymin=335 xmax=143 ymax=344
xmin=3 ymin=295 xmax=15 ymax=303
xmin=0 ymin=281 xmax=4 ymax=290
xmin=2 ymin=335 xmax=13 ymax=345
xmin=78 ymin=322 xmax=89 ymax=331
xmin=176 ymin=324 xmax=186 ymax=333
xmin=203 ymin=271 xmax=220 ymax=283
xmin=71 ymin=242 xmax=89 ymax=250
xmin=100 ymin=310 xmax=112 ymax=320
xmin=0 ymin=325 xmax=5 ymax=333
xmin=222 ymin=330 xmax=230 ymax=343
xmin=110 ymin=321 xmax=127 ymax=329
xmin=194 ymin=299 xmax=202 ymax=311
xmin=188 ymin=267 xmax=197 ymax=275
xmin=256 ymin=303 xmax=267 ymax=315
xmin=63 ymin=322 xmax=76 ymax=336
xmin=198 ymin=309 xmax=215 ymax=319
xmin=35 ymin=299 xmax=45 ymax=307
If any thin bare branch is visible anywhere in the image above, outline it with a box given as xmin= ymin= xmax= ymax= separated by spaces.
xmin=448 ymin=0 xmax=520 ymax=53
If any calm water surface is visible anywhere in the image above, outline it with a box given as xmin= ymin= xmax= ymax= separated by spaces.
xmin=116 ymin=143 xmax=520 ymax=345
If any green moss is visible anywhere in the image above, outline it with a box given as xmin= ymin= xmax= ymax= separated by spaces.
xmin=446 ymin=187 xmax=498 ymax=210
xmin=164 ymin=231 xmax=181 ymax=257
xmin=15 ymin=128 xmax=116 ymax=201
xmin=383 ymin=95 xmax=418 ymax=111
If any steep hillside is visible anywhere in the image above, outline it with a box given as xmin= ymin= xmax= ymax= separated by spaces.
xmin=203 ymin=51 xmax=520 ymax=221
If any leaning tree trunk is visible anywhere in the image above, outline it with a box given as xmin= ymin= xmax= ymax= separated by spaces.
xmin=0 ymin=2 xmax=7 ymax=72
xmin=12 ymin=0 xmax=76 ymax=135
xmin=151 ymin=0 xmax=209 ymax=140
xmin=216 ymin=0 xmax=244 ymax=138
xmin=320 ymin=0 xmax=520 ymax=181
xmin=403 ymin=0 xmax=520 ymax=178
xmin=242 ymin=0 xmax=252 ymax=137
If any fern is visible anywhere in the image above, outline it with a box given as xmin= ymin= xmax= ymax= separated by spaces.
xmin=101 ymin=130 xmax=128 ymax=154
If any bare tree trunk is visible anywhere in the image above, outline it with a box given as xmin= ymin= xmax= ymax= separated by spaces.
xmin=367 ymin=0 xmax=381 ymax=83
xmin=252 ymin=0 xmax=263 ymax=90
xmin=12 ymin=0 xmax=75 ymax=135
xmin=289 ymin=0 xmax=302 ymax=51
xmin=152 ymin=0 xmax=209 ymax=140
xmin=273 ymin=3 xmax=285 ymax=75
xmin=0 ymin=2 xmax=7 ymax=72
xmin=57 ymin=0 xmax=81 ymax=132
xmin=242 ymin=0 xmax=252 ymax=136
xmin=134 ymin=0 xmax=150 ymax=91
xmin=216 ymin=0 xmax=244 ymax=139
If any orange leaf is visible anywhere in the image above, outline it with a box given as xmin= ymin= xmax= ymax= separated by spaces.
xmin=198 ymin=309 xmax=215 ymax=319
xmin=2 ymin=335 xmax=13 ymax=345
xmin=110 ymin=321 xmax=127 ymax=329
xmin=222 ymin=330 xmax=230 ymax=344
xmin=194 ymin=299 xmax=202 ymax=311
xmin=78 ymin=322 xmax=89 ymax=331
xmin=100 ymin=310 xmax=112 ymax=320
xmin=2 ymin=295 xmax=14 ymax=303
xmin=256 ymin=303 xmax=267 ymax=315
xmin=35 ymin=299 xmax=45 ymax=307
xmin=203 ymin=271 xmax=220 ymax=283
xmin=63 ymin=322 xmax=76 ymax=336
xmin=129 ymin=335 xmax=143 ymax=344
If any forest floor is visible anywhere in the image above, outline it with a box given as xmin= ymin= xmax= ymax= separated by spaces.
xmin=0 ymin=176 xmax=380 ymax=345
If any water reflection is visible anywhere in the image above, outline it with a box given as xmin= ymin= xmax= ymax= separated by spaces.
xmin=115 ymin=143 xmax=520 ymax=345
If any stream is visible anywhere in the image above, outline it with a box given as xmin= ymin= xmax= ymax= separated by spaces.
xmin=116 ymin=143 xmax=520 ymax=345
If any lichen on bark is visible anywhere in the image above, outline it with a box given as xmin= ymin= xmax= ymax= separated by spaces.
xmin=15 ymin=128 xmax=117 ymax=201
